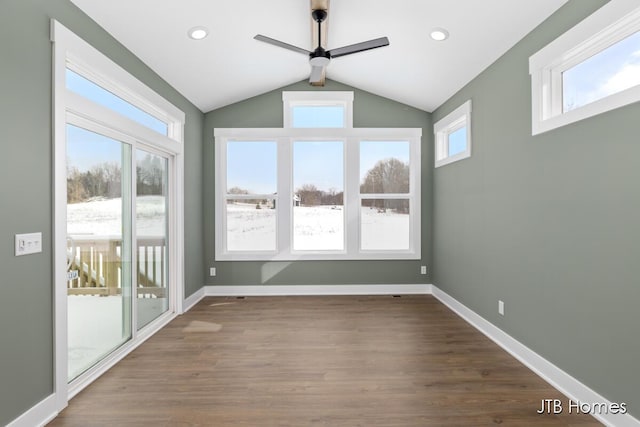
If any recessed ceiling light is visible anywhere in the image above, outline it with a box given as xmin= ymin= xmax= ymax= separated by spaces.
xmin=430 ymin=28 xmax=449 ymax=41
xmin=188 ymin=26 xmax=209 ymax=40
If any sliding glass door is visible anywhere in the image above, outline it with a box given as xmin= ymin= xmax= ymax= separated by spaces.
xmin=66 ymin=124 xmax=133 ymax=381
xmin=66 ymin=128 xmax=172 ymax=381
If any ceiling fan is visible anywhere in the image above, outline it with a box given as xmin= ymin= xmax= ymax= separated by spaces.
xmin=254 ymin=5 xmax=389 ymax=86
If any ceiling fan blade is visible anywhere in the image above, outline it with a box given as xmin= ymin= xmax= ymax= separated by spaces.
xmin=328 ymin=37 xmax=389 ymax=58
xmin=309 ymin=65 xmax=325 ymax=83
xmin=254 ymin=34 xmax=310 ymax=55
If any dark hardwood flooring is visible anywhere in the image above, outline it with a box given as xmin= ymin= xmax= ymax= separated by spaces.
xmin=49 ymin=295 xmax=601 ymax=426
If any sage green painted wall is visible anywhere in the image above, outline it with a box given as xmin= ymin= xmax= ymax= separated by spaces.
xmin=203 ymin=80 xmax=432 ymax=286
xmin=432 ymin=0 xmax=639 ymax=417
xmin=0 ymin=0 xmax=204 ymax=424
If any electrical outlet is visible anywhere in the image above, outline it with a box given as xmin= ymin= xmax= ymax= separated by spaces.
xmin=498 ymin=300 xmax=505 ymax=316
xmin=15 ymin=232 xmax=42 ymax=256
xmin=209 ymin=267 xmax=216 ymax=277
xmin=420 ymin=265 xmax=427 ymax=275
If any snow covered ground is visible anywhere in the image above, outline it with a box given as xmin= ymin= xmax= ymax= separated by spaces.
xmin=68 ymin=197 xmax=409 ymax=251
xmin=67 ymin=295 xmax=165 ymax=380
xmin=67 ymin=195 xmax=166 ymax=236
xmin=227 ymin=202 xmax=409 ymax=251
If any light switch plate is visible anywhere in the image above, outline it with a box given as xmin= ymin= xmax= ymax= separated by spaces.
xmin=15 ymin=232 xmax=43 ymax=256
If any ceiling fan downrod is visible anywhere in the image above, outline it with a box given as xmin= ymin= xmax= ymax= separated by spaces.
xmin=311 ymin=9 xmax=329 ymax=59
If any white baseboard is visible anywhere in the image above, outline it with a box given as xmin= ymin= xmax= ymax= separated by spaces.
xmin=202 ymin=284 xmax=432 ymax=297
xmin=182 ymin=287 xmax=206 ymax=312
xmin=6 ymin=394 xmax=58 ymax=427
xmin=431 ymin=285 xmax=640 ymax=427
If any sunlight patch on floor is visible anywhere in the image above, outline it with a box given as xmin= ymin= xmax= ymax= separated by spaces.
xmin=209 ymin=302 xmax=236 ymax=307
xmin=182 ymin=320 xmax=223 ymax=333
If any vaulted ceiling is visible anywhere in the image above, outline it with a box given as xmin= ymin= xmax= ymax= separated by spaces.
xmin=71 ymin=0 xmax=569 ymax=113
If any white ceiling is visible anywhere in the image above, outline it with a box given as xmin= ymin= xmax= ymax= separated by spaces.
xmin=71 ymin=0 xmax=568 ymax=113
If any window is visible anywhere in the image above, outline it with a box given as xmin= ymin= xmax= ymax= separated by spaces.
xmin=293 ymin=140 xmax=345 ymax=251
xmin=66 ymin=69 xmax=169 ymax=135
xmin=224 ymin=141 xmax=278 ymax=252
xmin=215 ymin=125 xmax=421 ymax=261
xmin=360 ymin=141 xmax=411 ymax=251
xmin=434 ymin=100 xmax=472 ymax=168
xmin=529 ymin=0 xmax=640 ymax=135
xmin=283 ymin=91 xmax=353 ymax=128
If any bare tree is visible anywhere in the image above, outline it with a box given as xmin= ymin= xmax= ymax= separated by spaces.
xmin=67 ymin=162 xmax=122 ymax=203
xmin=297 ymin=183 xmax=322 ymax=206
xmin=361 ymin=158 xmax=410 ymax=213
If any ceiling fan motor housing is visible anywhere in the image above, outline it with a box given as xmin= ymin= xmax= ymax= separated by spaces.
xmin=312 ymin=9 xmax=328 ymax=23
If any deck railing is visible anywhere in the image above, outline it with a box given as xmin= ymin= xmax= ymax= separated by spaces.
xmin=67 ymin=235 xmax=166 ymax=298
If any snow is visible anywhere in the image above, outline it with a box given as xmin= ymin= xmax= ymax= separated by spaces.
xmin=68 ymin=197 xmax=409 ymax=252
xmin=226 ymin=202 xmax=409 ymax=251
xmin=361 ymin=206 xmax=410 ymax=250
xmin=226 ymin=203 xmax=276 ymax=251
xmin=68 ymin=295 xmax=166 ymax=381
xmin=67 ymin=195 xmax=166 ymax=236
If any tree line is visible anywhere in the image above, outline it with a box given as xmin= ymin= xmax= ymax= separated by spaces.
xmin=226 ymin=157 xmax=409 ymax=213
xmin=67 ymin=155 xmax=165 ymax=204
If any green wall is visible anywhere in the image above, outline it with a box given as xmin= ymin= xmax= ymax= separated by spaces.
xmin=0 ymin=0 xmax=204 ymax=424
xmin=432 ymin=0 xmax=639 ymax=417
xmin=203 ymin=80 xmax=432 ymax=286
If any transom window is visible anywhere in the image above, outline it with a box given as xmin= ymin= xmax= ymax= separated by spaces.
xmin=215 ymin=92 xmax=421 ymax=261
xmin=66 ymin=68 xmax=170 ymax=135
xmin=283 ymin=91 xmax=353 ymax=128
xmin=562 ymin=29 xmax=640 ymax=113
xmin=529 ymin=1 xmax=640 ymax=134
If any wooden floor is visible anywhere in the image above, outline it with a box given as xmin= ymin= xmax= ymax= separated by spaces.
xmin=50 ymin=295 xmax=601 ymax=426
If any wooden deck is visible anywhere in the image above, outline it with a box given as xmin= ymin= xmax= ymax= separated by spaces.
xmin=67 ymin=235 xmax=166 ymax=297
xmin=49 ymin=295 xmax=601 ymax=426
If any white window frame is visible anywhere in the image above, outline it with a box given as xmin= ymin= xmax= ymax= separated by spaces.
xmin=434 ymin=100 xmax=472 ymax=168
xmin=529 ymin=0 xmax=640 ymax=135
xmin=214 ymin=127 xmax=421 ymax=261
xmin=51 ymin=19 xmax=185 ymax=410
xmin=283 ymin=91 xmax=354 ymax=128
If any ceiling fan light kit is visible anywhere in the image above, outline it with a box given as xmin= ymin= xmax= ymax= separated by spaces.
xmin=254 ymin=6 xmax=389 ymax=85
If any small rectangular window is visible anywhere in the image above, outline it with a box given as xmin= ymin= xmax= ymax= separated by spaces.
xmin=434 ymin=100 xmax=472 ymax=168
xmin=447 ymin=126 xmax=467 ymax=157
xmin=66 ymin=68 xmax=169 ymax=135
xmin=562 ymin=30 xmax=640 ymax=113
xmin=529 ymin=1 xmax=640 ymax=134
xmin=283 ymin=91 xmax=353 ymax=128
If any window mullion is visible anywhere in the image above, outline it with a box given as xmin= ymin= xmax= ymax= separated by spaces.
xmin=345 ymin=137 xmax=360 ymax=256
xmin=278 ymin=137 xmax=292 ymax=256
